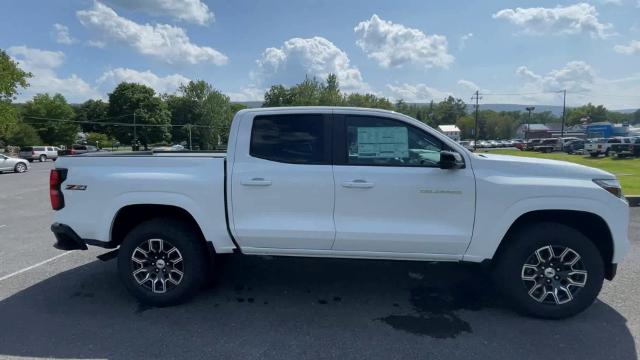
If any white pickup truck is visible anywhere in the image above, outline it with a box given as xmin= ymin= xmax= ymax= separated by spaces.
xmin=50 ymin=107 xmax=629 ymax=318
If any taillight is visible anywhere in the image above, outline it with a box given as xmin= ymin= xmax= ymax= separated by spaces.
xmin=50 ymin=169 xmax=68 ymax=210
xmin=70 ymin=149 xmax=75 ymax=155
xmin=32 ymin=150 xmax=35 ymax=155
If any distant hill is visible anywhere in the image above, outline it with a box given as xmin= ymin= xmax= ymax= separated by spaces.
xmin=234 ymin=101 xmax=263 ymax=108
xmin=233 ymin=101 xmax=637 ymax=115
xmin=458 ymin=104 xmax=635 ymax=116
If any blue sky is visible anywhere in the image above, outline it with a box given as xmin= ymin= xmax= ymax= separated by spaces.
xmin=1 ymin=0 xmax=639 ymax=109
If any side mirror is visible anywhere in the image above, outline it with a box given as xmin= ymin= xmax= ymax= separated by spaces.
xmin=439 ymin=150 xmax=465 ymax=170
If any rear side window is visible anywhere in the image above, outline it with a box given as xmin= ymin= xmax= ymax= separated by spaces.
xmin=34 ymin=147 xmax=45 ymax=151
xmin=250 ymin=114 xmax=329 ymax=165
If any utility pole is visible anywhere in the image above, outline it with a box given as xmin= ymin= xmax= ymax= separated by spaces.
xmin=471 ymin=90 xmax=482 ymax=151
xmin=133 ymin=111 xmax=137 ymax=149
xmin=525 ymin=106 xmax=535 ymax=141
xmin=560 ymin=89 xmax=566 ymax=150
xmin=186 ymin=124 xmax=193 ymax=150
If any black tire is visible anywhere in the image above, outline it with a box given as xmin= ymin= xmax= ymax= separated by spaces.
xmin=14 ymin=162 xmax=27 ymax=173
xmin=27 ymin=159 xmax=33 ymax=162
xmin=589 ymin=152 xmax=598 ymax=158
xmin=117 ymin=218 xmax=209 ymax=306
xmin=39 ymin=154 xmax=46 ymax=162
xmin=492 ymin=222 xmax=604 ymax=319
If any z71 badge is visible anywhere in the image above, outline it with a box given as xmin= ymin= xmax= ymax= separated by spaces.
xmin=65 ymin=184 xmax=87 ymax=191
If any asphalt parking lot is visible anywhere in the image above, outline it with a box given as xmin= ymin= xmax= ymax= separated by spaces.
xmin=1 ymin=161 xmax=640 ymax=360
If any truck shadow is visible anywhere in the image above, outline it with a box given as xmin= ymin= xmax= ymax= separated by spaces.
xmin=0 ymin=255 xmax=635 ymax=360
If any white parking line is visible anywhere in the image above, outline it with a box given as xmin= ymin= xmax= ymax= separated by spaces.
xmin=0 ymin=252 xmax=73 ymax=282
xmin=0 ymin=225 xmax=6 ymax=229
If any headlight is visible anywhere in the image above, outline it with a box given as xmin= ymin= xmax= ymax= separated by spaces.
xmin=593 ymin=179 xmax=623 ymax=198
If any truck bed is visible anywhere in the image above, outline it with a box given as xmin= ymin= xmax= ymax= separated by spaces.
xmin=53 ymin=152 xmax=236 ymax=253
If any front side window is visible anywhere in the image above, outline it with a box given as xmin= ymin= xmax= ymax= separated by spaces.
xmin=345 ymin=116 xmax=443 ymax=167
xmin=250 ymin=114 xmax=328 ymax=164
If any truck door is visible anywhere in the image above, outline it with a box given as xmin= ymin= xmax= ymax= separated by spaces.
xmin=230 ymin=113 xmax=335 ymax=250
xmin=331 ymin=114 xmax=476 ymax=256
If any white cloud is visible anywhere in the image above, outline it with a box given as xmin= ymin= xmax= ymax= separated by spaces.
xmin=102 ymin=0 xmax=214 ymax=25
xmin=386 ymin=83 xmax=451 ymax=102
xmin=227 ymin=87 xmax=264 ymax=102
xmin=458 ymin=33 xmax=473 ymax=50
xmin=493 ymin=3 xmax=613 ymax=39
xmin=77 ymin=1 xmax=227 ymax=65
xmin=457 ymin=79 xmax=481 ymax=91
xmin=614 ymin=40 xmax=640 ymax=54
xmin=53 ymin=24 xmax=77 ymax=45
xmin=86 ymin=40 xmax=106 ymax=48
xmin=253 ymin=36 xmax=368 ymax=92
xmin=354 ymin=14 xmax=454 ymax=68
xmin=599 ymin=0 xmax=622 ymax=5
xmin=97 ymin=68 xmax=190 ymax=94
xmin=516 ymin=61 xmax=596 ymax=93
xmin=7 ymin=46 xmax=100 ymax=103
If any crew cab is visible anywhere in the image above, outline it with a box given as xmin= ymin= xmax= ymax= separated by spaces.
xmin=610 ymin=137 xmax=640 ymax=158
xmin=49 ymin=107 xmax=630 ymax=319
xmin=585 ymin=137 xmax=633 ymax=157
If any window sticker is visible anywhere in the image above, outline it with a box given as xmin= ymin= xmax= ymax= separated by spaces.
xmin=356 ymin=127 xmax=408 ymax=158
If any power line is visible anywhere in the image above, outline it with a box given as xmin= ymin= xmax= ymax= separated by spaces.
xmin=22 ymin=115 xmax=215 ymax=128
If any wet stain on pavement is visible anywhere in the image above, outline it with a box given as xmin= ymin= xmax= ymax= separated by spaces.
xmin=378 ymin=269 xmax=494 ymax=339
xmin=135 ymin=302 xmax=152 ymax=314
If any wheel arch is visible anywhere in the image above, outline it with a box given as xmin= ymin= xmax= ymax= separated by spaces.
xmin=493 ymin=210 xmax=615 ymax=279
xmin=110 ymin=204 xmax=210 ymax=251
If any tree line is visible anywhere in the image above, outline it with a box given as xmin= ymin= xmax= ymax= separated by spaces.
xmin=1 ymin=49 xmax=639 ymax=150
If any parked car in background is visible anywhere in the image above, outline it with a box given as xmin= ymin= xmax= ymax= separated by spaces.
xmin=19 ymin=146 xmax=60 ymax=162
xmin=585 ymin=137 xmax=633 ymax=157
xmin=610 ymin=137 xmax=640 ymax=158
xmin=512 ymin=139 xmax=525 ymax=150
xmin=564 ymin=139 xmax=585 ymax=154
xmin=524 ymin=139 xmax=543 ymax=151
xmin=58 ymin=144 xmax=99 ymax=156
xmin=533 ymin=138 xmax=560 ymax=153
xmin=535 ymin=137 xmax=581 ymax=153
xmin=458 ymin=140 xmax=473 ymax=151
xmin=0 ymin=154 xmax=29 ymax=173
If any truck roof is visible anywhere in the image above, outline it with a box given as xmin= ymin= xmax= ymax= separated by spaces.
xmin=237 ymin=106 xmax=401 ymax=116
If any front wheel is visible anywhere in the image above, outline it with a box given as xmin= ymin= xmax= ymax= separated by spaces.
xmin=493 ymin=222 xmax=604 ymax=319
xmin=117 ymin=218 xmax=209 ymax=306
xmin=14 ymin=163 xmax=27 ymax=173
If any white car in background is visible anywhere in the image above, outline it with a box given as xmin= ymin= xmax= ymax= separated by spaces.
xmin=0 ymin=154 xmax=29 ymax=173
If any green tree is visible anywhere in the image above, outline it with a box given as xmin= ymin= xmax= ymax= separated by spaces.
xmin=0 ymin=49 xmax=32 ymax=142
xmin=432 ymin=96 xmax=467 ymax=126
xmin=0 ymin=49 xmax=31 ymax=101
xmin=263 ymin=85 xmax=291 ymax=107
xmin=108 ymin=82 xmax=171 ymax=147
xmin=566 ymin=103 xmax=608 ymax=126
xmin=74 ymin=99 xmax=109 ymax=133
xmin=343 ymin=93 xmax=393 ymax=109
xmin=318 ymin=74 xmax=342 ymax=106
xmin=23 ymin=93 xmax=78 ymax=145
xmin=85 ymin=132 xmax=114 ymax=148
xmin=6 ymin=121 xmax=42 ymax=146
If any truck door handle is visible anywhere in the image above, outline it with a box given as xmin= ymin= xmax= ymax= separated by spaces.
xmin=342 ymin=179 xmax=374 ymax=188
xmin=241 ymin=177 xmax=272 ymax=186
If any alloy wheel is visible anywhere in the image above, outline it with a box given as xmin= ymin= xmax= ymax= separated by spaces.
xmin=521 ymin=245 xmax=588 ymax=305
xmin=131 ymin=238 xmax=184 ymax=294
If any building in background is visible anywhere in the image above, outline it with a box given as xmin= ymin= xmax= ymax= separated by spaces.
xmin=586 ymin=122 xmax=632 ymax=138
xmin=437 ymin=125 xmax=461 ymax=141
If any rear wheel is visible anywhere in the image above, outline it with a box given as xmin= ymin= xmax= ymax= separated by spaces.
xmin=117 ymin=218 xmax=209 ymax=306
xmin=39 ymin=154 xmax=46 ymax=162
xmin=589 ymin=152 xmax=599 ymax=157
xmin=493 ymin=222 xmax=604 ymax=319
